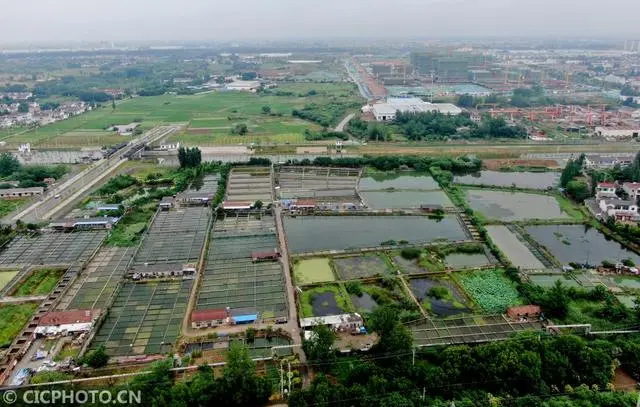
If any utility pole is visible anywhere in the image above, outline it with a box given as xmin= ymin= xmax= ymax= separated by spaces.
xmin=287 ymin=361 xmax=292 ymax=395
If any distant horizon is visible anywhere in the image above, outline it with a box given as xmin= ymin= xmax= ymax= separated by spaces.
xmin=1 ymin=0 xmax=639 ymax=44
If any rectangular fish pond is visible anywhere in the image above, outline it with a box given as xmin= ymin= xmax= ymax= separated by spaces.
xmin=524 ymin=225 xmax=640 ymax=267
xmin=285 ymin=216 xmax=468 ymax=254
xmin=466 ymin=190 xmax=568 ymax=221
xmin=360 ymin=190 xmax=452 ymax=209
xmin=454 ymin=171 xmax=558 ymax=190
xmin=358 ymin=173 xmax=440 ymax=191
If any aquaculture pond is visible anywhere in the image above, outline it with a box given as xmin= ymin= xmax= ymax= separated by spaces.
xmin=310 ymin=291 xmax=343 ymax=316
xmin=285 ymin=216 xmax=468 ymax=254
xmin=358 ymin=173 xmax=440 ymax=191
xmin=350 ymin=292 xmax=378 ymax=312
xmin=454 ymin=171 xmax=558 ymax=190
xmin=486 ymin=226 xmax=545 ymax=269
xmin=409 ymin=278 xmax=470 ymax=317
xmin=524 ymin=225 xmax=640 ymax=266
xmin=360 ymin=190 xmax=452 ymax=209
xmin=466 ymin=190 xmax=567 ymax=221
xmin=444 ymin=253 xmax=491 ymax=269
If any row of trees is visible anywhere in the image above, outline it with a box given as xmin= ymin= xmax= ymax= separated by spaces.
xmin=293 ymin=302 xmax=640 ymax=406
xmin=177 ymin=147 xmax=202 ymax=169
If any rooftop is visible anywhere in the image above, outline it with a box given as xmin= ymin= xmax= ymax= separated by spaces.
xmin=192 ymin=309 xmax=228 ymax=322
xmin=300 ymin=313 xmax=363 ymax=329
xmin=39 ymin=309 xmax=99 ymax=326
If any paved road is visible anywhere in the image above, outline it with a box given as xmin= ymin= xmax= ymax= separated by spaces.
xmin=335 ymin=113 xmax=355 ymax=132
xmin=0 ymin=295 xmax=47 ymax=304
xmin=10 ymin=126 xmax=178 ymax=223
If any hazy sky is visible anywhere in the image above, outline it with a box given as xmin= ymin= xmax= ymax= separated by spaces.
xmin=1 ymin=0 xmax=639 ymax=43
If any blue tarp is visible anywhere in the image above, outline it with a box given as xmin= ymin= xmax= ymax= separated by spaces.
xmin=233 ymin=314 xmax=258 ymax=324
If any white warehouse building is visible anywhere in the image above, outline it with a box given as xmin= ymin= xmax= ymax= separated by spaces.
xmin=368 ymin=97 xmax=462 ymax=122
xmin=594 ymin=126 xmax=640 ymax=141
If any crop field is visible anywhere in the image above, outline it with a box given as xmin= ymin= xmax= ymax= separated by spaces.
xmin=526 ymin=273 xmax=582 ymax=288
xmin=456 ymin=269 xmax=522 ymax=313
xmin=276 ymin=166 xmax=359 ymax=199
xmin=465 ymin=190 xmax=569 ymax=221
xmin=0 ymin=303 xmax=39 ymax=348
xmin=285 ymin=216 xmax=468 ymax=254
xmin=225 ymin=168 xmax=273 ymax=203
xmin=486 ymin=226 xmax=545 ymax=269
xmin=5 ymin=83 xmax=359 ymax=148
xmin=294 ymin=258 xmax=335 ymax=285
xmin=524 ymin=225 xmax=640 ymax=266
xmin=0 ymin=231 xmax=106 ymax=268
xmin=11 ymin=268 xmax=65 ymax=297
xmin=0 ymin=199 xmax=27 ymax=219
xmin=130 ymin=207 xmax=210 ymax=274
xmin=172 ymin=117 xmax=316 ymax=146
xmin=57 ymin=247 xmax=135 ymax=310
xmin=0 ymin=270 xmax=17 ymax=291
xmin=195 ymin=213 xmax=287 ymax=321
xmin=411 ymin=314 xmax=543 ymax=347
xmin=91 ymin=280 xmax=192 ymax=356
xmin=333 ymin=255 xmax=391 ymax=280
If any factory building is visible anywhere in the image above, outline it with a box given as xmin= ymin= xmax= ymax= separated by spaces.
xmin=369 ymin=97 xmax=462 ymax=122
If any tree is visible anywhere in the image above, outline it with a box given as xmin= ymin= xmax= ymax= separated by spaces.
xmin=253 ymin=200 xmax=263 ymax=209
xmin=241 ymin=72 xmax=257 ymax=81
xmin=231 ymin=123 xmax=248 ymax=135
xmin=560 ymin=157 xmax=584 ymax=188
xmin=368 ymin=305 xmax=413 ymax=354
xmin=0 ymin=152 xmax=21 ymax=177
xmin=261 ymin=105 xmax=271 ymax=114
xmin=112 ymin=99 xmax=116 ymax=110
xmin=565 ymin=180 xmax=590 ymax=202
xmin=18 ymin=103 xmax=29 ymax=113
xmin=457 ymin=94 xmax=474 ymax=108
xmin=631 ymin=152 xmax=640 ymax=182
xmin=542 ymin=281 xmax=571 ymax=318
xmin=303 ymin=324 xmax=336 ymax=366
xmin=634 ymin=297 xmax=640 ymax=321
xmin=82 ymin=345 xmax=109 ymax=368
xmin=177 ymin=147 xmax=202 ymax=168
xmin=245 ymin=327 xmax=256 ymax=343
xmin=218 ymin=343 xmax=272 ymax=406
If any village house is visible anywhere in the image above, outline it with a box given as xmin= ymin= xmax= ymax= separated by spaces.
xmin=175 ymin=191 xmax=214 ymax=206
xmin=584 ymin=154 xmax=634 ymax=169
xmin=130 ymin=263 xmax=197 ymax=280
xmin=622 ymin=182 xmax=640 ymax=202
xmin=299 ymin=313 xmax=364 ymax=337
xmin=251 ymin=249 xmax=281 ymax=263
xmin=595 ymin=182 xmax=618 ymax=199
xmin=0 ymin=187 xmax=44 ymax=199
xmin=159 ymin=196 xmax=175 ymax=211
xmin=507 ymin=305 xmax=541 ymax=321
xmin=35 ymin=310 xmax=101 ymax=337
xmin=598 ymin=199 xmax=640 ymax=222
xmin=191 ymin=309 xmax=229 ymax=329
xmin=222 ymin=200 xmax=254 ymax=211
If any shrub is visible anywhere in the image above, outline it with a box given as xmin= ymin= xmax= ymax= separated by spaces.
xmin=621 ymin=258 xmax=636 ymax=267
xmin=400 ymin=248 xmax=422 ymax=260
xmin=427 ymin=286 xmax=449 ymax=300
xmin=601 ymin=260 xmax=615 ymax=268
xmin=344 ymin=281 xmax=363 ymax=296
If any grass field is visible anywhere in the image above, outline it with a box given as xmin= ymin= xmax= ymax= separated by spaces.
xmin=294 ymin=258 xmax=335 ymax=285
xmin=0 ymin=270 xmax=17 ymax=291
xmin=0 ymin=199 xmax=27 ymax=219
xmin=0 ymin=303 xmax=38 ymax=348
xmin=12 ymin=268 xmax=65 ymax=296
xmin=2 ymin=83 xmax=361 ymax=148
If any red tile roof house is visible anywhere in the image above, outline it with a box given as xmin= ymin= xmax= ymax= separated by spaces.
xmin=35 ymin=310 xmax=101 ymax=337
xmin=507 ymin=305 xmax=541 ymax=321
xmin=595 ymin=182 xmax=618 ymax=199
xmin=251 ymin=249 xmax=281 ymax=263
xmin=191 ymin=309 xmax=229 ymax=329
